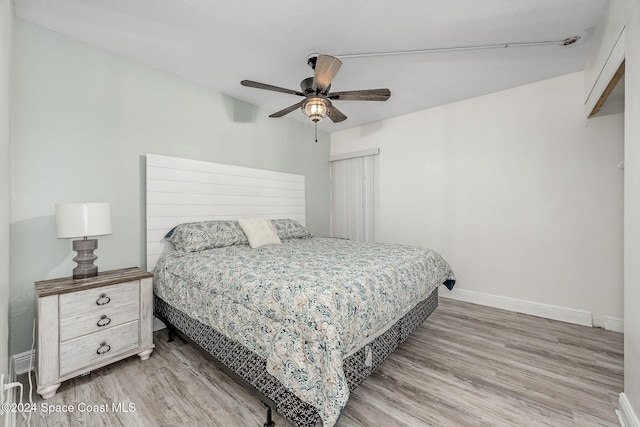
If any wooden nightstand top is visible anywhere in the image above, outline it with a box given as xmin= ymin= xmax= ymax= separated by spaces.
xmin=35 ymin=267 xmax=153 ymax=297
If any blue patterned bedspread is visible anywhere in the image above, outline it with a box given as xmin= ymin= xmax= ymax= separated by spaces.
xmin=153 ymin=237 xmax=454 ymax=426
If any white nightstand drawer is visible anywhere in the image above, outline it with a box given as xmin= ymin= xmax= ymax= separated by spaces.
xmin=59 ymin=281 xmax=139 ymax=319
xmin=59 ymin=299 xmax=139 ymax=341
xmin=59 ymin=320 xmax=140 ymax=376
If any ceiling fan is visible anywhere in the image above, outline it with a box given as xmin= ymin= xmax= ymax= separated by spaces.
xmin=240 ymin=54 xmax=391 ymax=124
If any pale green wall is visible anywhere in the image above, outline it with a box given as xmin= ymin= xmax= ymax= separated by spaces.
xmin=10 ymin=19 xmax=330 ymax=355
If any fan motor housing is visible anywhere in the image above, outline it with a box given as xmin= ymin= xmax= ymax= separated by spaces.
xmin=300 ymin=77 xmax=330 ymax=95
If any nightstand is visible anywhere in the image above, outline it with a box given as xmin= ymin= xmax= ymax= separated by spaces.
xmin=35 ymin=267 xmax=155 ymax=399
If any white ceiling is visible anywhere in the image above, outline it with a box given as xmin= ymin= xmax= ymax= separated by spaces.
xmin=14 ymin=0 xmax=608 ymax=132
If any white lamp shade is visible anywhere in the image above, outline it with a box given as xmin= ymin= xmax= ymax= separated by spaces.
xmin=56 ymin=202 xmax=112 ymax=238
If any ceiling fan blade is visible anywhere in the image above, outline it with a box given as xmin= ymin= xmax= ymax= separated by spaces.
xmin=326 ymin=103 xmax=347 ymax=123
xmin=241 ymin=80 xmax=305 ymax=97
xmin=312 ymin=55 xmax=342 ymax=93
xmin=269 ymin=101 xmax=303 ymax=118
xmin=328 ymin=88 xmax=391 ymax=101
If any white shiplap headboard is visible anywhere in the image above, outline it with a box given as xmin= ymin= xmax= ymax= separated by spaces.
xmin=146 ymin=154 xmax=306 ymax=270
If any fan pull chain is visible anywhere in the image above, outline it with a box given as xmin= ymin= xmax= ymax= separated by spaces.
xmin=314 ymin=122 xmax=318 ymax=143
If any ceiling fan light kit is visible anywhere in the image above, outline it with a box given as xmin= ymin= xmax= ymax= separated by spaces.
xmin=302 ymin=97 xmax=329 ymax=123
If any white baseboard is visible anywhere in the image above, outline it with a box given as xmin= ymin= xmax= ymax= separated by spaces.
xmin=5 ymin=353 xmax=37 ymax=427
xmin=605 ymin=316 xmax=625 ymax=333
xmin=153 ymin=316 xmax=166 ymax=332
xmin=440 ymin=286 xmax=593 ymax=327
xmin=618 ymin=392 xmax=640 ymax=427
xmin=11 ymin=351 xmax=34 ymax=376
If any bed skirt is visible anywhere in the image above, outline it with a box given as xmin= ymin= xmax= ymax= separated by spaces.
xmin=154 ymin=287 xmax=439 ymax=426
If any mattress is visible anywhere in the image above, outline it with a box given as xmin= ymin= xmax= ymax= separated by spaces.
xmin=153 ymin=237 xmax=455 ymax=425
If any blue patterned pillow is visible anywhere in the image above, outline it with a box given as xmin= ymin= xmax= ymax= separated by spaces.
xmin=166 ymin=220 xmax=249 ymax=252
xmin=271 ymin=219 xmax=312 ymax=240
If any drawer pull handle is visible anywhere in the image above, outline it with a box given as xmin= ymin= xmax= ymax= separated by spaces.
xmin=96 ymin=293 xmax=111 ymax=306
xmin=97 ymin=341 xmax=111 ymax=355
xmin=97 ymin=315 xmax=111 ymax=327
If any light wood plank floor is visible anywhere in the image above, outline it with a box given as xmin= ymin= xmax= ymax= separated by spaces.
xmin=16 ymin=298 xmax=623 ymax=426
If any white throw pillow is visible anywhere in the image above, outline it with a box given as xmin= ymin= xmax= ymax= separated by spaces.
xmin=238 ymin=218 xmax=282 ymax=248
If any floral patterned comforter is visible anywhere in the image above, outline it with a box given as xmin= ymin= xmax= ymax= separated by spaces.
xmin=153 ymin=237 xmax=454 ymax=426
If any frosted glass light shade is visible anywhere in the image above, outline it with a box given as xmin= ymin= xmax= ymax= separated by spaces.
xmin=302 ymin=97 xmax=328 ymax=123
xmin=56 ymin=202 xmax=112 ymax=238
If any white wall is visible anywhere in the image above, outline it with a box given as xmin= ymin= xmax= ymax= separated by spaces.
xmin=331 ymin=71 xmax=623 ymax=327
xmin=0 ymin=0 xmax=12 ymax=392
xmin=623 ymin=0 xmax=640 ymax=422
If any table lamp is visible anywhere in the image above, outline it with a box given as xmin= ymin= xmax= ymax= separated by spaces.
xmin=56 ymin=202 xmax=112 ymax=279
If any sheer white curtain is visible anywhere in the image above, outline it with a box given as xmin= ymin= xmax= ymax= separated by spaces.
xmin=330 ymin=150 xmax=378 ymax=241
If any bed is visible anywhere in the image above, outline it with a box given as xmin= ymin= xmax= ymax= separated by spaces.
xmin=146 ymin=154 xmax=455 ymax=426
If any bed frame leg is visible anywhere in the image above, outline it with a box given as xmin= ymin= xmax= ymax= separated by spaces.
xmin=166 ymin=326 xmax=175 ymax=342
xmin=262 ymin=401 xmax=275 ymax=427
